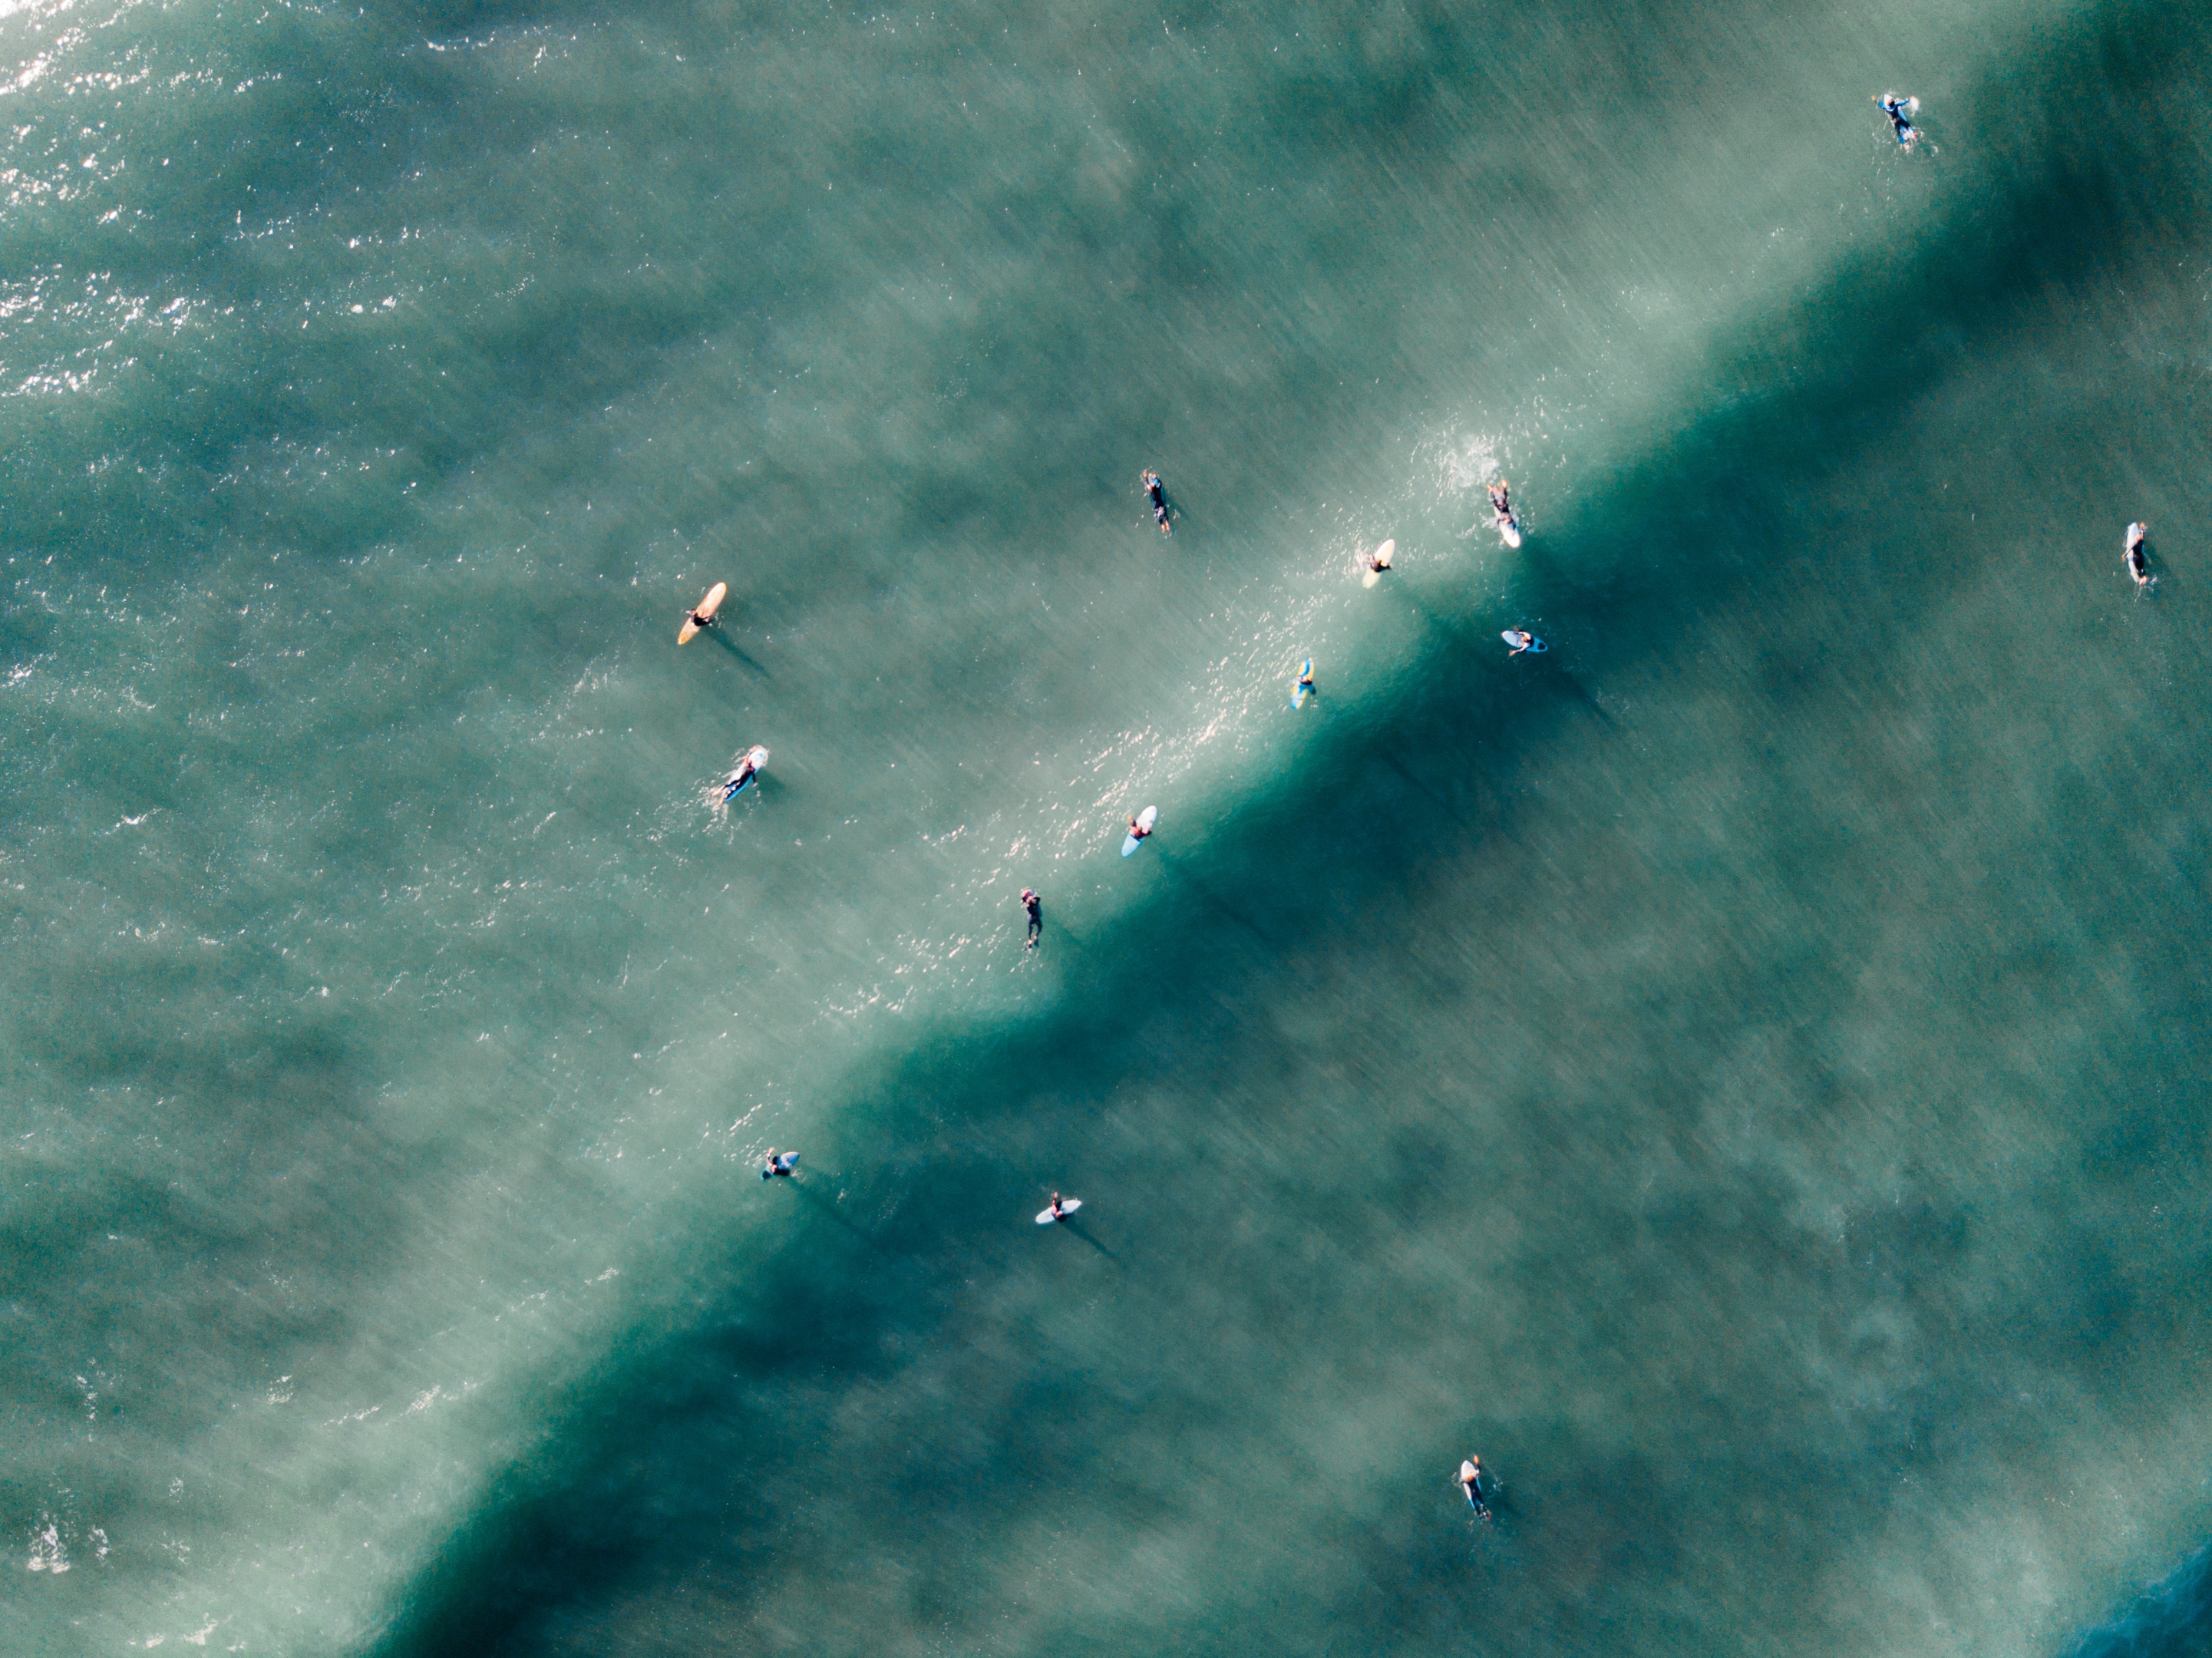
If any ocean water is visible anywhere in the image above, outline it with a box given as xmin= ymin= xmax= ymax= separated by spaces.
xmin=6 ymin=0 xmax=2212 ymax=1653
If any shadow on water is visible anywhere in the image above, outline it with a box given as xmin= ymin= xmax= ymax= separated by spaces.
xmin=706 ymin=628 xmax=771 ymax=676
xmin=365 ymin=4 xmax=2212 ymax=1653
xmin=1052 ymin=1217 xmax=1118 ymax=1260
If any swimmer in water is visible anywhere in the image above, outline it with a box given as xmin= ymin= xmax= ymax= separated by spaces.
xmin=1127 ymin=813 xmax=1152 ymax=844
xmin=760 ymin=1149 xmax=797 ymax=1181
xmin=1141 ymin=470 xmax=1172 ymax=536
xmin=721 ymin=749 xmax=763 ymax=802
xmin=1458 ymin=1455 xmax=1490 ymax=1518
xmin=1021 ymin=887 xmax=1042 ymax=949
xmin=1504 ymin=629 xmax=1536 ymax=656
xmin=2125 ymin=522 xmax=2154 ymax=589
xmin=1874 ymin=92 xmax=1920 ymax=148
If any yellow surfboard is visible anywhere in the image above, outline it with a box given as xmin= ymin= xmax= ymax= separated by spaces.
xmin=678 ymin=582 xmax=727 ymax=644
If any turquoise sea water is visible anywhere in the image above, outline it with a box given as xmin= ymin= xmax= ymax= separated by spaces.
xmin=7 ymin=0 xmax=2212 ymax=1653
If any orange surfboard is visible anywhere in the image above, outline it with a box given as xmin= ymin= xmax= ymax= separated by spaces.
xmin=678 ymin=583 xmax=727 ymax=644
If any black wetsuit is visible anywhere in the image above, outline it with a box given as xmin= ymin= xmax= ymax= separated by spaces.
xmin=1024 ymin=893 xmax=1042 ymax=946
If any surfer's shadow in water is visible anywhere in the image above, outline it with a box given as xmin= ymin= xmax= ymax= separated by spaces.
xmin=706 ymin=629 xmax=771 ymax=676
xmin=1045 ymin=1214 xmax=1115 ymax=1258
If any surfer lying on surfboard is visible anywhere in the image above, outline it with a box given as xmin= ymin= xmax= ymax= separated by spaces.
xmin=1488 ymin=481 xmax=1513 ymax=525
xmin=2125 ymin=522 xmax=2154 ymax=589
xmin=1458 ymin=1455 xmax=1491 ymax=1518
xmin=1141 ymin=470 xmax=1172 ymax=536
xmin=1875 ymin=93 xmax=1920 ymax=148
xmin=721 ymin=745 xmax=768 ymax=801
xmin=1021 ymin=887 xmax=1042 ymax=949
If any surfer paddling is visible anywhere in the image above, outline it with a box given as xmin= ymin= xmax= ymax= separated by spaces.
xmin=1020 ymin=887 xmax=1042 ymax=949
xmin=2125 ymin=521 xmax=2154 ymax=589
xmin=1488 ymin=480 xmax=1514 ymax=528
xmin=1141 ymin=470 xmax=1172 ymax=536
xmin=1458 ymin=1455 xmax=1491 ymax=1518
xmin=721 ymin=745 xmax=767 ymax=802
xmin=1874 ymin=92 xmax=1920 ymax=149
xmin=1504 ymin=629 xmax=1537 ymax=656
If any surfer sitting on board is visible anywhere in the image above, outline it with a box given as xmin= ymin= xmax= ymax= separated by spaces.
xmin=1875 ymin=93 xmax=1919 ymax=147
xmin=1458 ymin=1455 xmax=1491 ymax=1518
xmin=1127 ymin=814 xmax=1153 ymax=844
xmin=1364 ymin=543 xmax=1393 ymax=576
xmin=687 ymin=602 xmax=718 ymax=634
xmin=1141 ymin=470 xmax=1172 ymax=536
xmin=2125 ymin=522 xmax=2154 ymax=589
xmin=1504 ymin=629 xmax=1537 ymax=656
xmin=761 ymin=1149 xmax=797 ymax=1181
xmin=1021 ymin=888 xmax=1042 ymax=949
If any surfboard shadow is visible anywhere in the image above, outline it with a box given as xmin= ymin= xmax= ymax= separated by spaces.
xmin=1152 ymin=850 xmax=1276 ymax=948
xmin=1052 ymin=1217 xmax=1116 ymax=1259
xmin=707 ymin=629 xmax=771 ymax=676
xmin=789 ymin=1179 xmax=880 ymax=1247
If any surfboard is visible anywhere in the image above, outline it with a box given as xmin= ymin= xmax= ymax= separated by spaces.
xmin=1292 ymin=659 xmax=1313 ymax=708
xmin=1501 ymin=632 xmax=1547 ymax=654
xmin=678 ymin=583 xmax=727 ymax=645
xmin=1036 ymin=1198 xmax=1082 ymax=1225
xmin=1497 ymin=517 xmax=1522 ymax=549
xmin=1362 ymin=538 xmax=1395 ymax=588
xmin=1121 ymin=805 xmax=1157 ymax=857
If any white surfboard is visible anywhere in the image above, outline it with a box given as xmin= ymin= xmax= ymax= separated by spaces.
xmin=1035 ymin=1198 xmax=1082 ymax=1225
xmin=1497 ymin=516 xmax=1522 ymax=549
xmin=1501 ymin=631 xmax=1547 ymax=654
xmin=1121 ymin=805 xmax=1157 ymax=856
xmin=1361 ymin=538 xmax=1395 ymax=588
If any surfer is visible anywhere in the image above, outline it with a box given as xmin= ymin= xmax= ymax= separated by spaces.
xmin=1504 ymin=629 xmax=1537 ymax=656
xmin=686 ymin=601 xmax=719 ymax=634
xmin=760 ymin=1149 xmax=797 ymax=1181
xmin=2125 ymin=522 xmax=2154 ymax=589
xmin=1021 ymin=887 xmax=1042 ymax=949
xmin=721 ymin=748 xmax=764 ymax=802
xmin=1141 ymin=470 xmax=1171 ymax=536
xmin=1127 ymin=813 xmax=1153 ymax=844
xmin=1046 ymin=1191 xmax=1068 ymax=1221
xmin=1875 ymin=92 xmax=1919 ymax=147
xmin=1296 ymin=662 xmax=1316 ymax=697
xmin=1487 ymin=480 xmax=1514 ymax=526
xmin=1364 ymin=543 xmax=1393 ymax=576
xmin=1458 ymin=1455 xmax=1490 ymax=1518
